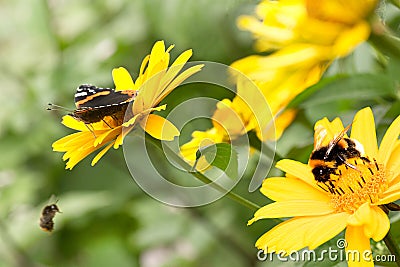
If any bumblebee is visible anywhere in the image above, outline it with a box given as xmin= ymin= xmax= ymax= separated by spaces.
xmin=39 ymin=203 xmax=61 ymax=232
xmin=309 ymin=124 xmax=369 ymax=185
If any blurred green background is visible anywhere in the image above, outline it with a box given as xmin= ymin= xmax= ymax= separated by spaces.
xmin=0 ymin=0 xmax=399 ymax=267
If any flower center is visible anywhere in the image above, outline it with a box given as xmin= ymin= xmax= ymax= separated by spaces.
xmin=326 ymin=158 xmax=389 ymax=213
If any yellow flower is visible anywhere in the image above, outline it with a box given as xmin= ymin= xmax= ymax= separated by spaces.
xmin=179 ymin=97 xmax=247 ymax=170
xmin=215 ymin=77 xmax=270 ymax=136
xmin=248 ymin=107 xmax=400 ymax=267
xmin=238 ymin=0 xmax=377 ymax=54
xmin=53 ymin=115 xmax=124 ymax=170
xmin=119 ymin=41 xmax=203 ymax=140
xmin=53 ymin=40 xmax=203 ymax=169
xmin=180 ymin=128 xmax=226 ymax=171
xmin=231 ymin=0 xmax=378 ymax=141
xmin=180 ymin=77 xmax=272 ymax=167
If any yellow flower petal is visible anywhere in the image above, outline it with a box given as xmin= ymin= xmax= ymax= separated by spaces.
xmin=157 ymin=49 xmax=193 ymax=94
xmin=333 ymin=22 xmax=370 ymax=57
xmin=91 ymin=142 xmax=114 ymax=166
xmin=94 ymin=127 xmax=122 ymax=147
xmin=180 ymin=128 xmax=224 ymax=170
xmin=304 ymin=212 xmax=349 ymax=250
xmin=387 ymin=141 xmax=400 ymax=184
xmin=368 ymin=206 xmax=389 ymax=241
xmin=260 ymin=177 xmax=330 ymax=202
xmin=248 ymin=200 xmax=333 ymax=224
xmin=256 ymin=45 xmax=326 ymax=69
xmin=53 ymin=120 xmax=121 ymax=169
xmin=268 ymin=109 xmax=297 ymax=141
xmin=255 ymin=217 xmax=316 ymax=253
xmin=306 ymin=0 xmax=378 ymax=25
xmin=346 ymin=203 xmax=389 ymax=241
xmin=237 ymin=16 xmax=294 ymax=50
xmin=147 ymin=41 xmax=169 ymax=77
xmin=255 ymin=214 xmax=348 ymax=253
xmin=389 ymin=174 xmax=400 ymax=187
xmin=52 ymin=132 xmax=88 ymax=151
xmin=151 ymin=104 xmax=167 ymax=112
xmin=133 ymin=75 xmax=162 ymax=114
xmin=53 ymin=131 xmax=103 ymax=152
xmin=386 ymin=179 xmax=400 ymax=194
xmin=171 ymin=49 xmax=193 ymax=67
xmin=61 ymin=115 xmax=90 ymax=132
xmin=378 ymin=114 xmax=400 ymax=165
xmin=350 ymin=107 xmax=378 ymax=158
xmin=122 ymin=114 xmax=140 ymax=127
xmin=113 ymin=133 xmax=124 ymax=149
xmin=378 ymin=183 xmax=400 ymax=204
xmin=140 ymin=114 xmax=179 ymax=141
xmin=180 ymin=131 xmax=214 ymax=160
xmin=179 ymin=130 xmax=216 ymax=171
xmin=112 ymin=67 xmax=135 ymax=91
xmin=345 ymin=226 xmax=374 ymax=267
xmin=275 ymin=159 xmax=315 ymax=186
xmin=141 ymin=70 xmax=166 ymax=111
xmin=136 ymin=55 xmax=150 ymax=87
xmin=157 ymin=64 xmax=204 ymax=106
xmin=127 ymin=105 xmax=168 ymax=126
xmin=149 ymin=41 xmax=166 ymax=62
xmin=114 ymin=125 xmax=134 ymax=149
xmin=64 ymin=145 xmax=98 ymax=170
xmin=347 ymin=202 xmax=372 ymax=226
xmin=212 ymin=99 xmax=246 ymax=137
xmin=329 ymin=117 xmax=346 ymax=134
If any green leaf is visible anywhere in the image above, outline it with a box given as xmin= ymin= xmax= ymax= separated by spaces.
xmin=288 ymin=73 xmax=396 ymax=109
xmin=193 ymin=143 xmax=238 ymax=180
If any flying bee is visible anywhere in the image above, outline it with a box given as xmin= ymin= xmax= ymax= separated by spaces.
xmin=40 ymin=200 xmax=61 ymax=232
xmin=309 ymin=124 xmax=369 ymax=185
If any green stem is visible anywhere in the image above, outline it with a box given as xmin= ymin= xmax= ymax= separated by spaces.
xmin=389 ymin=0 xmax=400 ymax=9
xmin=145 ymin=135 xmax=261 ymax=211
xmin=191 ymin=171 xmax=261 ymax=211
xmin=383 ymin=230 xmax=400 ymax=267
xmin=369 ymin=17 xmax=400 ymax=59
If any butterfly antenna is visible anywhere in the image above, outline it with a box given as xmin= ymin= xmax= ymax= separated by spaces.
xmin=47 ymin=103 xmax=73 ymax=112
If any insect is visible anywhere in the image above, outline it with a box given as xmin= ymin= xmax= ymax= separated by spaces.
xmin=48 ymin=84 xmax=137 ymax=128
xmin=70 ymin=84 xmax=137 ymax=127
xmin=39 ymin=202 xmax=61 ymax=232
xmin=308 ymin=124 xmax=369 ymax=185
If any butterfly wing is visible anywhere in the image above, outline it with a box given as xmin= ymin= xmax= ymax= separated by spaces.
xmin=74 ymin=84 xmax=137 ymax=109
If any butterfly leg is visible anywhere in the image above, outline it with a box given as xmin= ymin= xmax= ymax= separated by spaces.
xmin=84 ymin=124 xmax=97 ymax=138
xmin=102 ymin=119 xmax=114 ymax=129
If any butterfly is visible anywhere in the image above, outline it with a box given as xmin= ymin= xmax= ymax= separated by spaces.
xmin=70 ymin=84 xmax=137 ymax=127
xmin=48 ymin=84 xmax=137 ymax=128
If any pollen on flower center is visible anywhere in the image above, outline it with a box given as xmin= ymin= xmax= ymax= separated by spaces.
xmin=328 ymin=158 xmax=389 ymax=213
